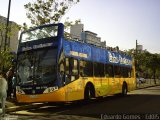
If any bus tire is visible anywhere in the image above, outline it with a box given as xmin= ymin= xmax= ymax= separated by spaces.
xmin=84 ymin=83 xmax=95 ymax=100
xmin=122 ymin=82 xmax=128 ymax=96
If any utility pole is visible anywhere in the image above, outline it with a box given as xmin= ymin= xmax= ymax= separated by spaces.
xmin=135 ymin=40 xmax=138 ymax=88
xmin=3 ymin=0 xmax=11 ymax=72
xmin=136 ymin=40 xmax=138 ymax=56
xmin=135 ymin=40 xmax=138 ymax=70
xmin=4 ymin=0 xmax=11 ymax=51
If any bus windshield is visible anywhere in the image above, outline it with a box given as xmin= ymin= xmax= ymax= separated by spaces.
xmin=21 ymin=25 xmax=58 ymax=42
xmin=17 ymin=47 xmax=57 ymax=85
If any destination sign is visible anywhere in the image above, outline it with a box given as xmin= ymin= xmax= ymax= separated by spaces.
xmin=108 ymin=51 xmax=132 ymax=65
xmin=22 ymin=43 xmax=53 ymax=51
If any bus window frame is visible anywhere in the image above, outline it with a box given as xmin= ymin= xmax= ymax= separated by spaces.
xmin=93 ymin=62 xmax=105 ymax=77
xmin=105 ymin=64 xmax=114 ymax=78
xmin=65 ymin=57 xmax=79 ymax=83
xmin=79 ymin=60 xmax=93 ymax=77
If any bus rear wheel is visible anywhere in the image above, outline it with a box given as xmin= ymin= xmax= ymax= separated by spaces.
xmin=84 ymin=83 xmax=95 ymax=100
xmin=122 ymin=83 xmax=128 ymax=96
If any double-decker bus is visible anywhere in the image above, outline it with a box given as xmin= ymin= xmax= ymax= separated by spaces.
xmin=16 ymin=23 xmax=136 ymax=103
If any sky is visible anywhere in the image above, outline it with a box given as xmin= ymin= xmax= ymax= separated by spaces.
xmin=0 ymin=0 xmax=160 ymax=53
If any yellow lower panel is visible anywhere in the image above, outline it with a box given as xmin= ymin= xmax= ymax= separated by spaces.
xmin=64 ymin=79 xmax=85 ymax=101
xmin=128 ymin=78 xmax=136 ymax=91
xmin=16 ymin=88 xmax=66 ymax=103
xmin=66 ymin=90 xmax=84 ymax=101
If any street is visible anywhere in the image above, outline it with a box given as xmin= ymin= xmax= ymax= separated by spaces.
xmin=2 ymin=86 xmax=160 ymax=120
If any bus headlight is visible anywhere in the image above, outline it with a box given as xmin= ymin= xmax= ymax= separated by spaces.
xmin=16 ymin=86 xmax=25 ymax=94
xmin=43 ymin=86 xmax=58 ymax=93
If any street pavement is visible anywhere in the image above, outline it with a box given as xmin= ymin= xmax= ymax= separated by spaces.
xmin=5 ymin=79 xmax=160 ymax=112
xmin=1 ymin=79 xmax=159 ymax=120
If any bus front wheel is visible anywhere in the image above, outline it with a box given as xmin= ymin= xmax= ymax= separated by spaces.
xmin=84 ymin=83 xmax=95 ymax=100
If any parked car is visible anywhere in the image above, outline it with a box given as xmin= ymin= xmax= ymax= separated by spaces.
xmin=137 ymin=77 xmax=146 ymax=84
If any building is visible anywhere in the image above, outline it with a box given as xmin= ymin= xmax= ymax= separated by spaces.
xmin=0 ymin=15 xmax=19 ymax=52
xmin=101 ymin=41 xmax=106 ymax=48
xmin=81 ymin=31 xmax=99 ymax=46
xmin=136 ymin=44 xmax=145 ymax=53
xmin=70 ymin=23 xmax=84 ymax=40
xmin=137 ymin=45 xmax=143 ymax=51
xmin=81 ymin=31 xmax=106 ymax=48
xmin=70 ymin=23 xmax=106 ymax=48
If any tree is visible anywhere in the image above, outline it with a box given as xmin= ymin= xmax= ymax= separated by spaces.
xmin=0 ymin=22 xmax=20 ymax=72
xmin=147 ymin=54 xmax=160 ymax=83
xmin=0 ymin=48 xmax=14 ymax=72
xmin=0 ymin=23 xmax=7 ymax=50
xmin=0 ymin=22 xmax=20 ymax=50
xmin=24 ymin=0 xmax=80 ymax=27
xmin=135 ymin=51 xmax=160 ymax=81
xmin=126 ymin=49 xmax=160 ymax=80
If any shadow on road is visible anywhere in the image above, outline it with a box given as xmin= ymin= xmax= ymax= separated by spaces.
xmin=23 ymin=93 xmax=160 ymax=119
xmin=10 ymin=86 xmax=160 ymax=119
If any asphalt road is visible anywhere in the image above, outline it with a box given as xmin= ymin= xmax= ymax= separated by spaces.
xmin=2 ymin=86 xmax=160 ymax=120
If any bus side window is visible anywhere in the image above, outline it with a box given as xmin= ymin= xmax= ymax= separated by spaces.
xmin=121 ymin=67 xmax=132 ymax=78
xmin=114 ymin=65 xmax=121 ymax=78
xmin=128 ymin=68 xmax=132 ymax=78
xmin=71 ymin=58 xmax=79 ymax=81
xmin=70 ymin=58 xmax=78 ymax=76
xmin=80 ymin=60 xmax=93 ymax=77
xmin=65 ymin=58 xmax=70 ymax=75
xmin=105 ymin=64 xmax=114 ymax=77
xmin=94 ymin=62 xmax=104 ymax=77
xmin=79 ymin=61 xmax=84 ymax=76
xmin=59 ymin=61 xmax=64 ymax=72
xmin=65 ymin=58 xmax=71 ymax=83
xmin=65 ymin=57 xmax=79 ymax=82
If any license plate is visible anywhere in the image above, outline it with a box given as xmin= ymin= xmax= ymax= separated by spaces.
xmin=30 ymin=95 xmax=38 ymax=98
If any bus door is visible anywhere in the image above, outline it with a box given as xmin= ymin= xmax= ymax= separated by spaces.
xmin=113 ymin=65 xmax=122 ymax=93
xmin=65 ymin=57 xmax=82 ymax=101
xmin=105 ymin=64 xmax=115 ymax=95
xmin=93 ymin=62 xmax=105 ymax=96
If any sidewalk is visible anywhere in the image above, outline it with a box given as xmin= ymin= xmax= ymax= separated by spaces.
xmin=6 ymin=100 xmax=26 ymax=112
xmin=6 ymin=100 xmax=44 ymax=113
xmin=136 ymin=79 xmax=160 ymax=89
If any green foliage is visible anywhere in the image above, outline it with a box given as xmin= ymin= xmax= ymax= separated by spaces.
xmin=21 ymin=25 xmax=58 ymax=42
xmin=0 ymin=22 xmax=20 ymax=71
xmin=0 ymin=23 xmax=6 ymax=49
xmin=0 ymin=48 xmax=14 ymax=72
xmin=136 ymin=51 xmax=160 ymax=79
xmin=0 ymin=22 xmax=20 ymax=50
xmin=23 ymin=0 xmax=81 ymax=39
xmin=24 ymin=0 xmax=80 ymax=27
xmin=126 ymin=49 xmax=160 ymax=79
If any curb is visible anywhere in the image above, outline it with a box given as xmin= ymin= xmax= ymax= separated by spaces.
xmin=136 ymin=84 xmax=160 ymax=90
xmin=6 ymin=102 xmax=45 ymax=113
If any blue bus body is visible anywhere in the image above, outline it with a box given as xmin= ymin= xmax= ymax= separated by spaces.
xmin=16 ymin=23 xmax=135 ymax=103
